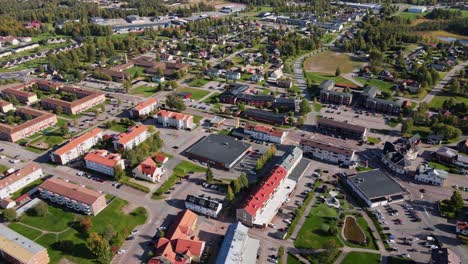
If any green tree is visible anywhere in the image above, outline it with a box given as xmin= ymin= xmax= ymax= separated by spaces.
xmin=231 ymin=179 xmax=241 ymax=194
xmin=239 ymin=173 xmax=249 ymax=188
xmin=114 ymin=165 xmax=125 ymax=181
xmin=299 ymin=99 xmax=312 ymax=115
xmin=226 ymin=185 xmax=234 ymax=202
xmin=205 ymin=167 xmax=214 ymax=183
xmin=401 ymin=118 xmax=414 ymax=135
xmin=102 ymin=224 xmax=116 ymax=242
xmin=165 ymin=94 xmax=186 ymax=112
xmin=450 ymin=190 xmax=464 ymax=212
xmin=335 ymin=67 xmax=341 ymax=77
xmin=31 ymin=201 xmax=48 ymax=217
xmin=80 ymin=216 xmax=93 ymax=233
xmin=297 ymin=116 xmax=305 ymax=127
xmin=87 ymin=232 xmax=112 ymax=264
xmin=237 ymin=102 xmax=246 ymax=111
xmin=56 ymin=105 xmax=63 ymax=115
xmin=3 ymin=208 xmax=16 ymax=222
xmin=369 ymin=50 xmax=383 ymax=65
xmin=450 ymin=80 xmax=460 ymax=95
xmin=123 ymin=80 xmax=132 ymax=93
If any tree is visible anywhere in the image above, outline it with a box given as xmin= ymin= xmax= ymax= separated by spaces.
xmin=114 ymin=166 xmax=125 ymax=181
xmin=450 ymin=190 xmax=464 ymax=212
xmin=401 ymin=118 xmax=414 ymax=135
xmin=80 ymin=216 xmax=93 ymax=233
xmin=59 ymin=123 xmax=70 ymax=137
xmin=169 ymin=80 xmax=178 ymax=90
xmin=231 ymin=179 xmax=241 ymax=194
xmin=369 ymin=50 xmax=383 ymax=65
xmin=335 ymin=67 xmax=341 ymax=77
xmin=55 ymin=240 xmax=74 ymax=252
xmin=56 ymin=105 xmax=63 ymax=115
xmin=3 ymin=208 xmax=16 ymax=222
xmin=165 ymin=94 xmax=186 ymax=112
xmin=297 ymin=116 xmax=305 ymax=127
xmin=31 ymin=201 xmax=48 ymax=217
xmin=123 ymin=80 xmax=132 ymax=93
xmin=205 ymin=167 xmax=214 ymax=183
xmin=237 ymin=102 xmax=246 ymax=111
xmin=450 ymin=80 xmax=460 ymax=95
xmin=239 ymin=173 xmax=249 ymax=188
xmin=226 ymin=185 xmax=234 ymax=202
xmin=87 ymin=232 xmax=112 ymax=264
xmin=299 ymin=99 xmax=312 ymax=115
xmin=102 ymin=224 xmax=116 ymax=242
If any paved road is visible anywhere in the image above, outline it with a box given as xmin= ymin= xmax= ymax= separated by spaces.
xmin=421 ymin=61 xmax=467 ymax=104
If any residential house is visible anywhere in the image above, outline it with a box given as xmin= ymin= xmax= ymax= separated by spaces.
xmin=243 ymin=123 xmax=286 ymax=143
xmin=415 ymin=164 xmax=448 ymax=186
xmin=226 ymin=71 xmax=241 ymax=80
xmin=84 ymin=149 xmax=125 ymax=177
xmin=132 ymin=157 xmax=164 ymax=183
xmin=0 ymin=99 xmax=14 ymax=113
xmin=381 ymin=140 xmax=419 ymax=175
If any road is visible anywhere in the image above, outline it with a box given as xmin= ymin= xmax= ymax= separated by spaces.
xmin=421 ymin=61 xmax=467 ymax=104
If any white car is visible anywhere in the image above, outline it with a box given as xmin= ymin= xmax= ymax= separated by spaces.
xmin=387 ymin=239 xmax=395 ymax=244
xmin=268 ymin=223 xmax=276 ymax=228
xmin=117 ymin=249 xmax=126 ymax=255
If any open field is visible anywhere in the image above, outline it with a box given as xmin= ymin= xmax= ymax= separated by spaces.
xmin=188 ymin=78 xmax=210 ymax=87
xmin=304 ymin=51 xmax=364 ymax=74
xmin=130 ymin=85 xmax=159 ymax=97
xmin=178 ymin=87 xmax=210 ymax=100
xmin=305 ymin=72 xmax=355 ymax=86
xmin=397 ymin=11 xmax=426 ymax=20
xmin=355 ymin=77 xmax=395 ymax=93
xmin=428 ymin=93 xmax=468 ymax=109
xmin=414 ymin=30 xmax=468 ymax=41
xmin=341 ymin=252 xmax=381 ymax=264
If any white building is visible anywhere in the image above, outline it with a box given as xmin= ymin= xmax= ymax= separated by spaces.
xmin=0 ymin=163 xmax=43 ymax=199
xmin=300 ymin=138 xmax=357 ymax=166
xmin=267 ymin=68 xmax=283 ymax=82
xmin=415 ymin=164 xmax=448 ymax=186
xmin=132 ymin=157 xmax=164 ymax=182
xmin=407 ymin=6 xmax=427 ymax=13
xmin=216 ymin=222 xmax=260 ymax=264
xmin=84 ymin=149 xmax=125 ymax=177
xmin=51 ymin=128 xmax=103 ymax=165
xmin=113 ymin=125 xmax=150 ymax=150
xmin=185 ymin=194 xmax=223 ymax=218
xmin=130 ymin=97 xmax=158 ymax=118
xmin=243 ymin=123 xmax=286 ymax=144
xmin=156 ymin=110 xmax=195 ymax=130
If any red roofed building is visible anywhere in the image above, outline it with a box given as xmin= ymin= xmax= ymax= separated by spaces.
xmin=243 ymin=123 xmax=286 ymax=143
xmin=0 ymin=163 xmax=43 ymax=199
xmin=154 ymin=153 xmax=169 ymax=164
xmin=51 ymin=128 xmax=103 ymax=165
xmin=0 ymin=99 xmax=14 ymax=113
xmin=150 ymin=209 xmax=205 ymax=264
xmin=113 ymin=125 xmax=150 ymax=150
xmin=0 ymin=107 xmax=57 ymax=142
xmin=1 ymin=81 xmax=38 ymax=105
xmin=40 ymin=85 xmax=105 ymax=115
xmin=236 ymin=166 xmax=288 ymax=226
xmin=131 ymin=97 xmax=158 ymax=118
xmin=132 ymin=157 xmax=165 ymax=182
xmin=84 ymin=149 xmax=124 ymax=177
xmin=156 ymin=110 xmax=195 ymax=130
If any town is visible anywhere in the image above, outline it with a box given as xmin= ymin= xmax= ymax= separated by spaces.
xmin=0 ymin=1 xmax=466 ymax=264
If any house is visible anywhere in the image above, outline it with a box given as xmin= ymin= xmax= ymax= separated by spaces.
xmin=38 ymin=178 xmax=107 ymax=215
xmin=156 ymin=110 xmax=195 ymax=130
xmin=226 ymin=71 xmax=241 ymax=80
xmin=206 ymin=68 xmax=221 ymax=78
xmin=407 ymin=6 xmax=427 ymax=13
xmin=300 ymin=137 xmax=357 ymax=167
xmin=210 ymin=116 xmax=225 ymax=127
xmin=427 ymin=134 xmax=443 ymax=145
xmin=456 ymin=221 xmax=468 ymax=236
xmin=243 ymin=123 xmax=286 ymax=144
xmin=216 ymin=222 xmax=260 ymax=264
xmin=276 ymin=80 xmax=293 ymax=88
xmin=434 ymin=147 xmax=468 ymax=169
xmin=131 ymin=98 xmax=158 ymax=118
xmin=0 ymin=163 xmax=43 ymax=199
xmin=415 ymin=164 xmax=448 ymax=186
xmin=381 ymin=140 xmax=419 ymax=175
xmin=152 ymin=75 xmax=165 ymax=83
xmin=185 ymin=195 xmax=223 ymax=218
xmin=0 ymin=226 xmax=50 ymax=264
xmin=150 ymin=209 xmax=205 ymax=264
xmin=0 ymin=198 xmax=15 ymax=209
xmin=113 ymin=125 xmax=150 ymax=150
xmin=51 ymin=128 xmax=103 ymax=165
xmin=84 ymin=149 xmax=125 ymax=177
xmin=132 ymin=157 xmax=164 ymax=182
xmin=267 ymin=68 xmax=283 ymax=82
xmin=250 ymin=74 xmax=264 ymax=83
xmin=154 ymin=153 xmax=169 ymax=164
xmin=457 ymin=139 xmax=468 ymax=154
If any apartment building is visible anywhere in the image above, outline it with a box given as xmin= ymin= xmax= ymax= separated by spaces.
xmin=185 ymin=194 xmax=223 ymax=218
xmin=0 ymin=99 xmax=14 ymax=113
xmin=359 ymin=86 xmax=401 ymax=115
xmin=0 ymin=226 xmax=50 ymax=264
xmin=316 ymin=117 xmax=367 ymax=140
xmin=319 ymin=80 xmax=353 ymax=106
xmin=1 ymin=82 xmax=38 ymax=105
xmin=40 ymin=85 xmax=105 ymax=115
xmin=84 ymin=149 xmax=125 ymax=177
xmin=113 ymin=125 xmax=150 ymax=150
xmin=0 ymin=107 xmax=57 ymax=142
xmin=415 ymin=164 xmax=448 ymax=186
xmin=243 ymin=108 xmax=288 ymax=126
xmin=216 ymin=222 xmax=260 ymax=264
xmin=38 ymin=178 xmax=107 ymax=215
xmin=130 ymin=97 xmax=158 ymax=118
xmin=300 ymin=138 xmax=357 ymax=166
xmin=0 ymin=163 xmax=43 ymax=199
xmin=243 ymin=123 xmax=286 ymax=144
xmin=132 ymin=157 xmax=164 ymax=182
xmin=51 ymin=128 xmax=103 ymax=165
xmin=156 ymin=110 xmax=195 ymax=130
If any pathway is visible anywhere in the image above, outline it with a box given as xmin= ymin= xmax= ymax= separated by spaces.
xmin=421 ymin=61 xmax=467 ymax=104
xmin=289 ymin=193 xmax=319 ymax=239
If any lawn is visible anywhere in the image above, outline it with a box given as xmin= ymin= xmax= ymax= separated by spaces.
xmin=429 ymin=161 xmax=451 ymax=171
xmin=152 ymin=161 xmax=205 ymax=199
xmin=367 ymin=137 xmax=381 ymax=145
xmin=192 ymin=114 xmax=203 ymax=124
xmin=397 ymin=11 xmax=425 ymax=20
xmin=294 ymin=203 xmax=341 ymax=249
xmin=0 ymin=164 xmax=8 ymax=174
xmin=109 ymin=123 xmax=129 ymax=133
xmin=188 ymin=78 xmax=210 ymax=87
xmin=203 ymin=93 xmax=221 ymax=103
xmin=178 ymin=87 xmax=210 ymax=100
xmin=341 ymin=252 xmax=381 ymax=264
xmin=20 ymin=205 xmax=76 ymax=232
xmin=8 ymin=223 xmax=42 ymax=240
xmin=304 ymin=51 xmax=364 ymax=74
xmin=428 ymin=93 xmax=468 ymax=109
xmin=305 ymin=72 xmax=355 ymax=86
xmin=355 ymin=77 xmax=395 ymax=93
xmin=130 ymin=85 xmax=159 ymax=97
xmin=10 ymin=178 xmax=45 ymax=200
xmin=126 ymin=66 xmax=145 ymax=77
xmin=287 ymin=254 xmax=303 ymax=264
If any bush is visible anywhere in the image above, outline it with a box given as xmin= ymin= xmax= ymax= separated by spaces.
xmin=3 ymin=208 xmax=17 ymax=222
xmin=27 ymin=201 xmax=48 ymax=217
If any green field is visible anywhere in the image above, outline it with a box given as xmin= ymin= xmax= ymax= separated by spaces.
xmin=287 ymin=254 xmax=303 ymax=264
xmin=304 ymin=51 xmax=364 ymax=74
xmin=152 ymin=161 xmax=205 ymax=199
xmin=341 ymin=252 xmax=381 ymax=264
xmin=0 ymin=164 xmax=8 ymax=174
xmin=8 ymin=222 xmax=43 ymax=240
xmin=428 ymin=93 xmax=468 ymax=109
xmin=109 ymin=123 xmax=129 ymax=133
xmin=429 ymin=161 xmax=451 ymax=171
xmin=355 ymin=77 xmax=395 ymax=93
xmin=20 ymin=205 xmax=76 ymax=232
xmin=189 ymin=78 xmax=210 ymax=87
xmin=130 ymin=85 xmax=159 ymax=97
xmin=203 ymin=93 xmax=221 ymax=103
xmin=305 ymin=72 xmax=355 ymax=86
xmin=367 ymin=137 xmax=381 ymax=145
xmin=397 ymin=11 xmax=426 ymax=20
xmin=126 ymin=66 xmax=145 ymax=77
xmin=179 ymin=87 xmax=210 ymax=100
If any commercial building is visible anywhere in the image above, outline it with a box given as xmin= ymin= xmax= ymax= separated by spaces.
xmin=185 ymin=194 xmax=223 ymax=218
xmin=113 ymin=125 xmax=150 ymax=150
xmin=415 ymin=164 xmax=448 ymax=186
xmin=0 ymin=163 xmax=43 ymax=199
xmin=0 ymin=225 xmax=50 ymax=264
xmin=186 ymin=134 xmax=251 ymax=170
xmin=132 ymin=157 xmax=164 ymax=182
xmin=319 ymin=80 xmax=353 ymax=106
xmin=156 ymin=110 xmax=195 ymax=130
xmin=243 ymin=109 xmax=288 ymax=126
xmin=243 ymin=123 xmax=286 ymax=143
xmin=130 ymin=97 xmax=158 ymax=118
xmin=216 ymin=222 xmax=260 ymax=264
xmin=276 ymin=146 xmax=303 ymax=174
xmin=51 ymin=128 xmax=103 ymax=165
xmin=84 ymin=149 xmax=125 ymax=177
xmin=0 ymin=99 xmax=14 ymax=113
xmin=40 ymin=85 xmax=105 ymax=115
xmin=316 ymin=117 xmax=367 ymax=140
xmin=150 ymin=209 xmax=205 ymax=264
xmin=38 ymin=178 xmax=107 ymax=215
xmin=429 ymin=248 xmax=461 ymax=264
xmin=1 ymin=82 xmax=38 ymax=105
xmin=300 ymin=137 xmax=357 ymax=166
xmin=339 ymin=169 xmax=408 ymax=207
xmin=0 ymin=107 xmax=57 ymax=142
xmin=407 ymin=6 xmax=427 ymax=13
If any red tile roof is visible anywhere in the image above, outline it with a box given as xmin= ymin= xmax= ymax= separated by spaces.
xmin=157 ymin=110 xmax=192 ymax=121
xmin=154 ymin=154 xmax=168 ymax=164
xmin=114 ymin=125 xmax=147 ymax=145
xmin=54 ymin=128 xmax=102 ymax=156
xmin=134 ymin=97 xmax=157 ymax=112
xmin=242 ymin=165 xmax=287 ymax=216
xmin=135 ymin=157 xmax=158 ymax=175
xmin=84 ymin=149 xmax=122 ymax=167
xmin=39 ymin=178 xmax=104 ymax=206
xmin=0 ymin=163 xmax=42 ymax=190
xmin=244 ymin=123 xmax=285 ymax=138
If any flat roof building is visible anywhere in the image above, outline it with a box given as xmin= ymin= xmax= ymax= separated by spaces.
xmin=51 ymin=128 xmax=103 ymax=165
xmin=300 ymin=137 xmax=357 ymax=166
xmin=0 ymin=225 xmax=50 ymax=264
xmin=216 ymin=222 xmax=260 ymax=264
xmin=185 ymin=194 xmax=223 ymax=218
xmin=317 ymin=117 xmax=367 ymax=140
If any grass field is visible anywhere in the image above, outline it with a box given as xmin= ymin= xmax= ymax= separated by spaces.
xmin=429 ymin=93 xmax=468 ymax=109
xmin=20 ymin=205 xmax=76 ymax=232
xmin=109 ymin=123 xmax=129 ymax=133
xmin=305 ymin=72 xmax=355 ymax=86
xmin=429 ymin=161 xmax=451 ymax=171
xmin=397 ymin=11 xmax=426 ymax=20
xmin=126 ymin=66 xmax=145 ymax=77
xmin=203 ymin=93 xmax=221 ymax=103
xmin=189 ymin=78 xmax=210 ymax=87
xmin=178 ymin=87 xmax=210 ymax=100
xmin=0 ymin=164 xmax=8 ymax=174
xmin=294 ymin=203 xmax=341 ymax=249
xmin=355 ymin=77 xmax=395 ymax=93
xmin=414 ymin=30 xmax=468 ymax=41
xmin=304 ymin=51 xmax=364 ymax=74
xmin=152 ymin=161 xmax=205 ymax=199
xmin=367 ymin=137 xmax=381 ymax=145
xmin=130 ymin=85 xmax=159 ymax=97
xmin=8 ymin=222 xmax=43 ymax=240
xmin=341 ymin=252 xmax=381 ymax=264
xmin=10 ymin=178 xmax=45 ymax=200
xmin=287 ymin=254 xmax=303 ymax=264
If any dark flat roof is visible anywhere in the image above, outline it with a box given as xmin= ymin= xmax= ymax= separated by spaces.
xmin=317 ymin=117 xmax=367 ymax=133
xmin=186 ymin=134 xmax=251 ymax=166
xmin=347 ymin=169 xmax=407 ymax=200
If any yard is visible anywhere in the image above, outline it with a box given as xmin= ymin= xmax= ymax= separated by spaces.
xmin=428 ymin=93 xmax=468 ymax=109
xmin=305 ymin=72 xmax=355 ymax=86
xmin=178 ymin=87 xmax=210 ymax=100
xmin=203 ymin=93 xmax=221 ymax=103
xmin=304 ymin=51 xmax=364 ymax=74
xmin=152 ymin=161 xmax=205 ymax=199
xmin=341 ymin=252 xmax=381 ymax=264
xmin=9 ymin=198 xmax=147 ymax=264
xmin=130 ymin=85 xmax=159 ymax=97
xmin=188 ymin=78 xmax=210 ymax=87
xmin=0 ymin=164 xmax=8 ymax=174
xmin=355 ymin=77 xmax=395 ymax=94
xmin=108 ymin=122 xmax=130 ymax=133
xmin=126 ymin=66 xmax=146 ymax=77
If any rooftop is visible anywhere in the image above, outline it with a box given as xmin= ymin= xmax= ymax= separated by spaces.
xmin=53 ymin=128 xmax=102 ymax=156
xmin=39 ymin=178 xmax=104 ymax=206
xmin=215 ymin=222 xmax=260 ymax=264
xmin=84 ymin=149 xmax=122 ymax=167
xmin=317 ymin=117 xmax=367 ymax=133
xmin=0 ymin=163 xmax=42 ymax=191
xmin=346 ymin=169 xmax=407 ymax=200
xmin=114 ymin=125 xmax=148 ymax=145
xmin=244 ymin=123 xmax=285 ymax=138
xmin=0 ymin=225 xmax=47 ymax=263
xmin=134 ymin=97 xmax=157 ymax=112
xmin=300 ymin=137 xmax=355 ymax=156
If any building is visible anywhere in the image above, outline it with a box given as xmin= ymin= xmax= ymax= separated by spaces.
xmin=38 ymin=178 xmax=107 ymax=215
xmin=40 ymin=85 xmax=105 ymax=115
xmin=131 ymin=98 xmax=158 ymax=119
xmin=185 ymin=194 xmax=223 ymax=218
xmin=456 ymin=221 xmax=468 ymax=236
xmin=1 ymin=82 xmax=38 ymax=105
xmin=381 ymin=140 xmax=419 ymax=175
xmin=434 ymin=147 xmax=468 ymax=169
xmin=316 ymin=117 xmax=367 ymax=140
xmin=0 ymin=107 xmax=57 ymax=142
xmin=156 ymin=110 xmax=195 ymax=130
xmin=276 ymin=146 xmax=303 ymax=174
xmin=359 ymin=86 xmax=401 ymax=115
xmin=132 ymin=157 xmax=164 ymax=183
xmin=339 ymin=169 xmax=408 ymax=207
xmin=0 ymin=225 xmax=50 ymax=264
xmin=186 ymin=134 xmax=251 ymax=170
xmin=84 ymin=149 xmax=125 ymax=177
xmin=51 ymin=128 xmax=103 ymax=165
xmin=100 ymin=69 xmax=131 ymax=82
xmin=226 ymin=71 xmax=241 ymax=80
xmin=150 ymin=209 xmax=205 ymax=264
xmin=0 ymin=163 xmax=43 ymax=199
xmin=407 ymin=6 xmax=427 ymax=13
xmin=209 ymin=116 xmax=225 ymax=127
xmin=415 ymin=164 xmax=448 ymax=186
xmin=0 ymin=99 xmax=14 ymax=113
xmin=243 ymin=123 xmax=286 ymax=143
xmin=300 ymin=137 xmax=357 ymax=167
xmin=319 ymin=80 xmax=353 ymax=106
xmin=243 ymin=109 xmax=288 ymax=125
xmin=429 ymin=248 xmax=461 ymax=264
xmin=113 ymin=125 xmax=150 ymax=150
xmin=216 ymin=222 xmax=260 ymax=264
xmin=457 ymin=139 xmax=468 ymax=154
